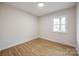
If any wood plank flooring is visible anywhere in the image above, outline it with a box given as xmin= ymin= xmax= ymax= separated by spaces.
xmin=0 ymin=38 xmax=78 ymax=56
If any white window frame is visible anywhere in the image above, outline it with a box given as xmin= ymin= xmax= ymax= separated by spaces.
xmin=53 ymin=16 xmax=67 ymax=33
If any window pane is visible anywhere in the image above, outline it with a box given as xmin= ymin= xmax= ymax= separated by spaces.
xmin=53 ymin=17 xmax=60 ymax=24
xmin=53 ymin=25 xmax=60 ymax=32
xmin=61 ymin=25 xmax=66 ymax=32
xmin=61 ymin=17 xmax=66 ymax=24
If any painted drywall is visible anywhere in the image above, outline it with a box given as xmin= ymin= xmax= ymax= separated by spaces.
xmin=0 ymin=3 xmax=77 ymax=51
xmin=76 ymin=3 xmax=79 ymax=55
xmin=0 ymin=4 xmax=38 ymax=50
xmin=39 ymin=7 xmax=76 ymax=47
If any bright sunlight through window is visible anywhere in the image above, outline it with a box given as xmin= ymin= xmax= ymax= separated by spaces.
xmin=53 ymin=16 xmax=67 ymax=32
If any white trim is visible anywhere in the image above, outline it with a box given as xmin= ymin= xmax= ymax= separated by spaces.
xmin=0 ymin=37 xmax=38 ymax=51
xmin=53 ymin=16 xmax=67 ymax=33
xmin=40 ymin=36 xmax=75 ymax=47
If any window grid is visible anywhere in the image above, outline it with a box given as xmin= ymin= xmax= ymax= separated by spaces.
xmin=53 ymin=16 xmax=66 ymax=32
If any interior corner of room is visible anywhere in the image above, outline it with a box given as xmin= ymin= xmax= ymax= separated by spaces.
xmin=0 ymin=2 xmax=79 ymax=56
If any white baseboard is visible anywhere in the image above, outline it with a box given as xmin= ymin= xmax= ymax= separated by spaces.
xmin=0 ymin=37 xmax=38 ymax=51
xmin=0 ymin=36 xmax=76 ymax=51
xmin=39 ymin=36 xmax=75 ymax=47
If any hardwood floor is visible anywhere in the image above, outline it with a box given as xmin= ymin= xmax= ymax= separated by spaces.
xmin=0 ymin=38 xmax=77 ymax=56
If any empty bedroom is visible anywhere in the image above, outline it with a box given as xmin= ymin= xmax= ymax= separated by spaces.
xmin=0 ymin=2 xmax=79 ymax=56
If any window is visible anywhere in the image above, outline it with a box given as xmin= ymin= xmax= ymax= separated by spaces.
xmin=53 ymin=16 xmax=67 ymax=32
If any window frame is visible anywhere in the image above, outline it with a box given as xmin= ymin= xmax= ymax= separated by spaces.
xmin=53 ymin=16 xmax=67 ymax=33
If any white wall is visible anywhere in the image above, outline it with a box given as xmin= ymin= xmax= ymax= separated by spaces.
xmin=76 ymin=3 xmax=79 ymax=55
xmin=0 ymin=4 xmax=38 ymax=50
xmin=0 ymin=3 xmax=77 ymax=51
xmin=39 ymin=7 xmax=76 ymax=47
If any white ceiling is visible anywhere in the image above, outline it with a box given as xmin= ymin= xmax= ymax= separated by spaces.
xmin=4 ymin=2 xmax=76 ymax=16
